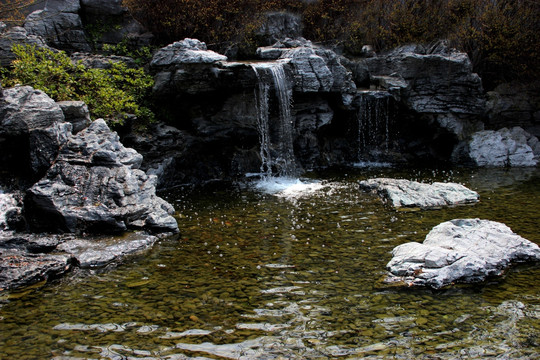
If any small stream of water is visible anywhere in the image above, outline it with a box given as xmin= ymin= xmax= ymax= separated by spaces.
xmin=1 ymin=167 xmax=539 ymax=359
xmin=252 ymin=61 xmax=297 ymax=178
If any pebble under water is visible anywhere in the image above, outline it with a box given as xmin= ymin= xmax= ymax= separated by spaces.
xmin=1 ymin=167 xmax=539 ymax=359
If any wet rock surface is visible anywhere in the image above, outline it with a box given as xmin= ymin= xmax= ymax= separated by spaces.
xmin=385 ymin=219 xmax=540 ymax=289
xmin=0 ymin=231 xmax=159 ymax=291
xmin=57 ymin=232 xmax=158 ymax=268
xmin=359 ymin=178 xmax=479 ymax=209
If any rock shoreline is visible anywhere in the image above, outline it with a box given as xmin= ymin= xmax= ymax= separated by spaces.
xmin=0 ymin=85 xmax=179 ymax=293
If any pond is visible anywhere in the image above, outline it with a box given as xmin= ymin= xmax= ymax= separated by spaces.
xmin=1 ymin=167 xmax=539 ymax=359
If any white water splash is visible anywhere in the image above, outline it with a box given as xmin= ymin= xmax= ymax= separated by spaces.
xmin=0 ymin=190 xmax=18 ymax=231
xmin=253 ymin=177 xmax=325 ymax=200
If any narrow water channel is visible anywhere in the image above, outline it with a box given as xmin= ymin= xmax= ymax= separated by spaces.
xmin=1 ymin=167 xmax=539 ymax=359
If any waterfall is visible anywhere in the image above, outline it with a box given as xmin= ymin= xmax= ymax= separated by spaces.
xmin=252 ymin=62 xmax=297 ymax=178
xmin=356 ymin=90 xmax=393 ymax=162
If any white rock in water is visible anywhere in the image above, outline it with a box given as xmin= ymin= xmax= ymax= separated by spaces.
xmin=386 ymin=219 xmax=540 ymax=288
xmin=359 ymin=178 xmax=479 ymax=209
xmin=468 ymin=127 xmax=538 ymax=167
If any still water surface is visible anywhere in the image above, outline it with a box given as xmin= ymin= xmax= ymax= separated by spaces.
xmin=1 ymin=167 xmax=539 ymax=359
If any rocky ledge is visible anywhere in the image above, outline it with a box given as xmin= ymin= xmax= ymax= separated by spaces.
xmin=359 ymin=178 xmax=479 ymax=209
xmin=0 ymin=84 xmax=179 ymax=293
xmin=0 ymin=231 xmax=159 ymax=292
xmin=385 ymin=219 xmax=540 ymax=289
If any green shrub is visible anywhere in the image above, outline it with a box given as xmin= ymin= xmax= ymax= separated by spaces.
xmin=0 ymin=44 xmax=155 ymax=127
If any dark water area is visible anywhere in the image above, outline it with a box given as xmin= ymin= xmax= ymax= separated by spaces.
xmin=1 ymin=167 xmax=539 ymax=359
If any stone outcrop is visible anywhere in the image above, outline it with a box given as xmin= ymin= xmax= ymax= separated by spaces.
xmin=257 ymin=38 xmax=356 ymax=99
xmin=24 ymin=0 xmax=92 ymax=52
xmin=385 ymin=219 xmax=540 ymax=289
xmin=0 ymin=86 xmax=72 ymax=178
xmin=365 ymin=43 xmax=485 ymax=116
xmin=256 ymin=12 xmax=303 ymax=46
xmin=57 ymin=100 xmax=92 ymax=134
xmin=0 ymin=24 xmax=50 ymax=67
xmin=359 ymin=178 xmax=479 ymax=209
xmin=26 ymin=119 xmax=179 ymax=234
xmin=0 ymin=231 xmax=159 ymax=291
xmin=151 ymin=38 xmax=227 ymax=68
xmin=486 ymin=82 xmax=540 ymax=135
xmin=453 ymin=127 xmax=539 ymax=167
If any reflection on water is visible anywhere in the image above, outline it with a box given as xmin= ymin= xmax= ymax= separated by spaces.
xmin=1 ymin=168 xmax=539 ymax=359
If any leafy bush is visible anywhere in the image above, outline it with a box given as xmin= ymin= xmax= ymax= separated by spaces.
xmin=0 ymin=44 xmax=155 ymax=127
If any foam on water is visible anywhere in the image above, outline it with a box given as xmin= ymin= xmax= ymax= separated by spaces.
xmin=253 ymin=177 xmax=325 ymax=199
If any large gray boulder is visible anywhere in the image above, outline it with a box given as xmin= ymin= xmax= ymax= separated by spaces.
xmin=0 ymin=25 xmax=50 ymax=67
xmin=151 ymin=38 xmax=227 ymax=67
xmin=385 ymin=219 xmax=540 ymax=288
xmin=26 ymin=119 xmax=179 ymax=234
xmin=453 ymin=127 xmax=539 ymax=167
xmin=24 ymin=1 xmax=92 ymax=52
xmin=359 ymin=178 xmax=479 ymax=209
xmin=365 ymin=44 xmax=485 ymax=115
xmin=0 ymin=86 xmax=72 ymax=178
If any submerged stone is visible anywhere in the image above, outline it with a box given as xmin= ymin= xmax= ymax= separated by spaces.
xmin=385 ymin=219 xmax=540 ymax=289
xmin=359 ymin=178 xmax=479 ymax=209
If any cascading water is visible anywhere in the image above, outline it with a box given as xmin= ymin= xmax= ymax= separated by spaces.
xmin=355 ymin=90 xmax=394 ymax=164
xmin=252 ymin=62 xmax=297 ymax=179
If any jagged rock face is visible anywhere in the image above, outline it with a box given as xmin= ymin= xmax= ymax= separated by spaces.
xmin=256 ymin=12 xmax=303 ymax=46
xmin=365 ymin=45 xmax=485 ymax=115
xmin=0 ymin=86 xmax=72 ymax=178
xmin=257 ymin=39 xmax=356 ymax=99
xmin=453 ymin=127 xmax=539 ymax=167
xmin=0 ymin=25 xmax=50 ymax=67
xmin=359 ymin=178 xmax=479 ymax=209
xmin=26 ymin=119 xmax=179 ymax=234
xmin=56 ymin=100 xmax=91 ymax=134
xmin=385 ymin=219 xmax=540 ymax=289
xmin=486 ymin=81 xmax=540 ymax=135
xmin=24 ymin=2 xmax=92 ymax=53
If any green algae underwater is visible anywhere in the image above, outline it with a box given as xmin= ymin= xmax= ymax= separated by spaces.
xmin=1 ymin=167 xmax=539 ymax=359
